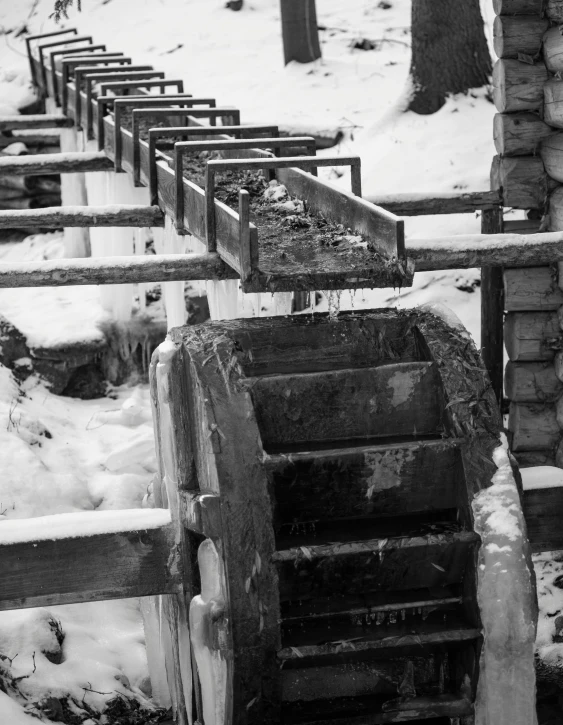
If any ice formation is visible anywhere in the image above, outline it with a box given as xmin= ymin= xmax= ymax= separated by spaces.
xmin=472 ymin=440 xmax=538 ymax=725
xmin=153 ymin=217 xmax=188 ymax=329
xmin=189 ymin=539 xmax=227 ymax=725
xmin=60 ymin=127 xmax=90 ymax=258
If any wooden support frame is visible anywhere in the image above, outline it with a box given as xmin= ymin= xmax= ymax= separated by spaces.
xmin=367 ymin=190 xmax=503 ymax=216
xmin=53 ymin=51 xmax=126 ymax=106
xmin=46 ymin=44 xmax=108 ymax=100
xmin=148 ymin=124 xmax=280 ymax=204
xmin=38 ymin=35 xmax=93 ymax=87
xmin=128 ymin=102 xmax=217 ymax=177
xmin=203 ymin=155 xmax=361 ymax=250
xmin=25 ymin=28 xmax=78 ymax=85
xmin=61 ymin=54 xmax=129 ymax=114
xmin=96 ymin=93 xmax=195 ymax=149
xmin=74 ymin=66 xmax=159 ymax=130
xmin=174 ymin=137 xmax=317 ymax=235
xmin=0 ymin=151 xmax=113 ymax=175
xmin=0 ymin=204 xmax=164 ymax=229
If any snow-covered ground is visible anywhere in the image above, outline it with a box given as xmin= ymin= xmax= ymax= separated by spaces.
xmin=0 ymin=0 xmax=560 ymax=721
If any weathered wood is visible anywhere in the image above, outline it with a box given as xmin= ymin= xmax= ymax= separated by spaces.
xmin=546 ymin=0 xmax=563 ymax=22
xmin=481 ymin=207 xmax=504 ymax=406
xmin=505 ymin=360 xmax=563 ymax=402
xmin=61 ymin=54 xmax=129 ymax=113
xmin=509 ymin=401 xmax=559 ymax=450
xmin=544 ymin=78 xmax=563 ymax=128
xmin=493 ymin=16 xmax=547 ymax=59
xmin=37 ymin=35 xmax=92 ymax=85
xmin=0 ymin=521 xmax=180 ymax=611
xmin=25 ymin=28 xmax=77 ymax=85
xmin=366 ymin=190 xmax=501 ymax=215
xmin=554 ymin=350 xmax=563 ymax=382
xmin=549 ymin=187 xmax=563 ymax=233
xmin=504 ymin=311 xmax=560 ymax=361
xmin=0 ymin=204 xmax=164 ymax=229
xmin=503 ymin=218 xmax=541 ymax=234
xmin=0 ymin=252 xmax=238 ymax=288
xmin=504 ymin=266 xmax=563 ymax=311
xmin=493 ymin=112 xmax=553 ymax=157
xmin=490 ymin=154 xmax=547 ymax=209
xmin=280 ymin=0 xmax=321 ymax=65
xmin=492 ymin=59 xmax=548 ymax=113
xmin=516 ymin=450 xmax=556 ymax=467
xmin=45 ymin=44 xmax=107 ymax=99
xmin=0 ymin=114 xmax=74 ymax=131
xmin=0 ymin=151 xmax=113 ymax=175
xmin=249 ymin=361 xmax=444 ymax=449
xmin=493 ymin=0 xmax=543 ymax=14
xmin=265 ymin=439 xmax=460 ymax=526
xmin=524 ymin=487 xmax=563 ymax=552
xmin=540 ymin=133 xmax=563 ymax=183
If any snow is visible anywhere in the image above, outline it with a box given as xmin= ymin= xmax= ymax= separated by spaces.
xmin=522 ymin=466 xmax=563 ymax=492
xmin=0 ymin=508 xmax=171 ymax=544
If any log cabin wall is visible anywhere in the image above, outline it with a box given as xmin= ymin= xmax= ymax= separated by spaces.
xmin=492 ymin=0 xmax=563 ymax=467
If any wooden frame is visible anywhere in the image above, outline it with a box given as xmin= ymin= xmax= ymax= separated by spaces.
xmin=25 ymin=28 xmax=78 ymax=85
xmin=48 ymin=44 xmax=107 ymax=99
xmin=38 ymin=35 xmax=93 ymax=87
xmin=61 ymin=54 xmax=130 ymax=114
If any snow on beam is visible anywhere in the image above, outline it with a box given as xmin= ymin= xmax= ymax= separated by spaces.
xmin=408 ymin=230 xmax=563 ymax=270
xmin=0 ymin=204 xmax=165 ymax=228
xmin=0 ymin=252 xmax=239 ymax=287
xmin=367 ymin=190 xmax=502 ymax=216
xmin=0 ymin=510 xmax=181 ymax=611
xmin=0 ymin=114 xmax=74 ymax=130
xmin=0 ymin=151 xmax=113 ymax=175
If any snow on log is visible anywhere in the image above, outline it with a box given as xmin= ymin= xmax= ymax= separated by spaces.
xmin=493 ymin=112 xmax=553 ymax=156
xmin=492 ymin=59 xmax=548 ymax=113
xmin=0 ymin=252 xmax=238 ymax=287
xmin=0 ymin=204 xmax=165 ymax=228
xmin=543 ymin=78 xmax=563 ymax=128
xmin=490 ymin=154 xmax=547 ymax=209
xmin=504 ymin=266 xmax=563 ymax=311
xmin=366 ymin=190 xmax=501 ymax=216
xmin=408 ymin=233 xmax=563 ymax=273
xmin=493 ymin=0 xmax=544 ymax=14
xmin=504 ymin=311 xmax=560 ymax=361
xmin=509 ymin=402 xmax=560 ymax=451
xmin=0 ymin=114 xmax=74 ymax=130
xmin=505 ymin=360 xmax=563 ymax=402
xmin=493 ymin=16 xmax=548 ymax=59
xmin=0 ymin=151 xmax=114 ymax=175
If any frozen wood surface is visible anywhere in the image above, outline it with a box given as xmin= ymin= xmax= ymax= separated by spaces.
xmin=492 ymin=59 xmax=548 ymax=113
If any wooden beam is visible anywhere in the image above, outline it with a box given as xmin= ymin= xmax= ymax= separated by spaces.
xmin=0 ymin=253 xmax=238 ymax=287
xmin=0 ymin=115 xmax=74 ymax=130
xmin=504 ymin=311 xmax=560 ymax=362
xmin=366 ymin=190 xmax=502 ymax=216
xmin=0 ymin=151 xmax=113 ymax=175
xmin=480 ymin=207 xmax=504 ymax=406
xmin=0 ymin=204 xmax=164 ymax=229
xmin=0 ymin=519 xmax=180 ymax=611
xmin=407 ymin=233 xmax=563 ymax=272
xmin=504 ymin=266 xmax=563 ymax=311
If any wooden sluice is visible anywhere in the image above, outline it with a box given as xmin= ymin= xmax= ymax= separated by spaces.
xmin=1 ymin=21 xmax=562 ymax=725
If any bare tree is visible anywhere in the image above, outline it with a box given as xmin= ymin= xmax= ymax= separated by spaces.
xmin=409 ymin=0 xmax=491 ymax=114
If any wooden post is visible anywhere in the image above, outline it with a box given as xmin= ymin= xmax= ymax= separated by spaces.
xmin=481 ymin=207 xmax=504 ymax=406
xmin=280 ymin=0 xmax=322 ymax=65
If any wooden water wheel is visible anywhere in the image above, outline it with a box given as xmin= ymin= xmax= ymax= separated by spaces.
xmin=149 ymin=308 xmax=535 ymax=725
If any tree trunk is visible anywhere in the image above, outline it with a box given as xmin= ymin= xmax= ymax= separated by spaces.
xmin=409 ymin=0 xmax=491 ymax=114
xmin=280 ymin=0 xmax=322 ymax=65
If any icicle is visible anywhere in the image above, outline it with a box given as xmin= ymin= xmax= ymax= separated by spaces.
xmin=60 ymin=127 xmax=90 ymax=258
xmin=154 ymin=217 xmax=187 ymax=330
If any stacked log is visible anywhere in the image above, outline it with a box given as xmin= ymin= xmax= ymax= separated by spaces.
xmin=494 ymin=0 xmax=563 ymax=467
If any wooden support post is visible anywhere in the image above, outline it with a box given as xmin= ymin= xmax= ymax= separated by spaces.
xmin=25 ymin=28 xmax=77 ymax=86
xmin=239 ymin=189 xmax=256 ymax=282
xmin=481 ymin=207 xmax=505 ymax=406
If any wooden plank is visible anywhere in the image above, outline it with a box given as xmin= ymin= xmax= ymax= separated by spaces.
xmin=278 ymin=166 xmax=403 ymax=257
xmin=0 ymin=523 xmax=180 ymax=611
xmin=505 ymin=361 xmax=563 ymax=402
xmin=508 ymin=402 xmax=560 ymax=451
xmin=265 ymin=439 xmax=460 ymax=525
xmin=504 ymin=311 xmax=560 ymax=361
xmin=524 ymin=487 xmax=563 ymax=552
xmin=0 ymin=252 xmax=238 ymax=288
xmin=505 ymin=266 xmax=563 ymax=311
xmin=481 ymin=207 xmax=504 ymax=405
xmin=0 ymin=115 xmax=74 ymax=130
xmin=0 ymin=204 xmax=164 ymax=229
xmin=503 ymin=219 xmax=541 ymax=234
xmin=0 ymin=151 xmax=113 ymax=175
xmin=249 ymin=361 xmax=444 ymax=449
xmin=274 ymin=532 xmax=479 ymax=601
xmin=366 ymin=190 xmax=501 ymax=215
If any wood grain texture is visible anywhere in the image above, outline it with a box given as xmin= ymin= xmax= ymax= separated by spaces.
xmin=492 ymin=59 xmax=548 ymax=113
xmin=0 ymin=524 xmax=180 ymax=611
xmin=249 ymin=361 xmax=444 ymax=449
xmin=0 ymin=205 xmax=164 ymax=229
xmin=544 ymin=79 xmax=563 ymax=129
xmin=509 ymin=401 xmax=560 ymax=451
xmin=505 ymin=360 xmax=563 ymax=402
xmin=480 ymin=207 xmax=504 ymax=406
xmin=493 ymin=0 xmax=543 ymax=14
xmin=0 ymin=114 xmax=73 ymax=130
xmin=366 ymin=190 xmax=501 ymax=215
xmin=516 ymin=450 xmax=556 ymax=467
xmin=547 ymin=0 xmax=563 ymax=21
xmin=0 ymin=151 xmax=113 ymax=175
xmin=493 ymin=15 xmax=547 ymax=59
xmin=504 ymin=311 xmax=560 ymax=361
xmin=493 ymin=112 xmax=553 ymax=156
xmin=505 ymin=266 xmax=563 ymax=311
xmin=524 ymin=487 xmax=563 ymax=551
xmin=490 ymin=154 xmax=547 ymax=209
